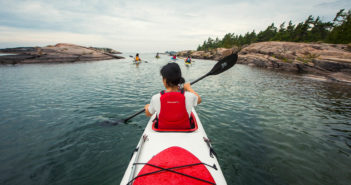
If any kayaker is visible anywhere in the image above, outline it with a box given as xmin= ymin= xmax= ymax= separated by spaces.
xmin=156 ymin=53 xmax=160 ymax=58
xmin=135 ymin=53 xmax=141 ymax=62
xmin=172 ymin=55 xmax=177 ymax=60
xmin=144 ymin=63 xmax=201 ymax=129
xmin=185 ymin=56 xmax=191 ymax=63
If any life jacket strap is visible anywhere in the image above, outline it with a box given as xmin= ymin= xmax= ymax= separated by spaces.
xmin=160 ymin=90 xmax=183 ymax=95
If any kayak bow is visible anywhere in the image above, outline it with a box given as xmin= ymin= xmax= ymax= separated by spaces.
xmin=120 ymin=109 xmax=227 ymax=185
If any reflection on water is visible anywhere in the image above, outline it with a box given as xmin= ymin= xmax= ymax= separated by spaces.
xmin=0 ymin=53 xmax=350 ymax=185
xmin=0 ymin=52 xmax=18 ymax=55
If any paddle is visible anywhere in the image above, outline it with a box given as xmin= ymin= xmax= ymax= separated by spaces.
xmin=109 ymin=53 xmax=238 ymax=125
xmin=129 ymin=55 xmax=148 ymax=63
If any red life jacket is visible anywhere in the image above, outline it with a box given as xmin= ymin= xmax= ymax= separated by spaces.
xmin=157 ymin=90 xmax=191 ymax=129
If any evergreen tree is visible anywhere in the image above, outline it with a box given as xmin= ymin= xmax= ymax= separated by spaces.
xmin=328 ymin=9 xmax=351 ymax=44
xmin=196 ymin=9 xmax=351 ymax=51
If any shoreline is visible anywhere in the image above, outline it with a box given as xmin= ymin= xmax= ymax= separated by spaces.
xmin=177 ymin=41 xmax=351 ymax=84
xmin=0 ymin=43 xmax=124 ymax=65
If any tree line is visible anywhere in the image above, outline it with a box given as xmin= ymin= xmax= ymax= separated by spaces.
xmin=197 ymin=9 xmax=351 ymax=51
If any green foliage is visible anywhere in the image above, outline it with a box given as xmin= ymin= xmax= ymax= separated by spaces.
xmin=297 ymin=57 xmax=310 ymax=64
xmin=327 ymin=9 xmax=351 ymax=44
xmin=296 ymin=51 xmax=319 ymax=64
xmin=272 ymin=54 xmax=292 ymax=63
xmin=197 ymin=9 xmax=351 ymax=51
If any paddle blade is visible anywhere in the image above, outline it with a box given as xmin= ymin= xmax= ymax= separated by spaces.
xmin=100 ymin=119 xmax=126 ymax=126
xmin=209 ymin=53 xmax=238 ymax=75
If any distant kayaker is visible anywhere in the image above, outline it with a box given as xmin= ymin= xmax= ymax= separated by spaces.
xmin=135 ymin=53 xmax=141 ymax=62
xmin=185 ymin=56 xmax=191 ymax=63
xmin=144 ymin=63 xmax=201 ymax=129
xmin=156 ymin=53 xmax=160 ymax=58
xmin=172 ymin=55 xmax=177 ymax=60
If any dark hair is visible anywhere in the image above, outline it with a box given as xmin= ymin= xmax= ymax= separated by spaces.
xmin=160 ymin=63 xmax=185 ymax=87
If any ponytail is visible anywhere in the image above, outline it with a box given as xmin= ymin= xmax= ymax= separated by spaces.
xmin=160 ymin=63 xmax=185 ymax=87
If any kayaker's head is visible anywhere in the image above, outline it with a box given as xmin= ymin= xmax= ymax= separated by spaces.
xmin=160 ymin=63 xmax=184 ymax=88
xmin=136 ymin=53 xmax=139 ymax=56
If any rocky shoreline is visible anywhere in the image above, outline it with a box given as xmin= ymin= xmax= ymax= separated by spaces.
xmin=177 ymin=41 xmax=351 ymax=84
xmin=0 ymin=43 xmax=124 ymax=64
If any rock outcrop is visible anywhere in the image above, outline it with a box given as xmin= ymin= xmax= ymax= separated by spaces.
xmin=0 ymin=43 xmax=124 ymax=64
xmin=178 ymin=42 xmax=351 ymax=84
xmin=177 ymin=47 xmax=239 ymax=60
xmin=238 ymin=42 xmax=351 ymax=83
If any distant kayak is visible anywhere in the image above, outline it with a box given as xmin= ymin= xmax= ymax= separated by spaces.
xmin=133 ymin=60 xmax=142 ymax=64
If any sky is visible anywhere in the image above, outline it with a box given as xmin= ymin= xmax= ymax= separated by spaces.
xmin=0 ymin=0 xmax=350 ymax=52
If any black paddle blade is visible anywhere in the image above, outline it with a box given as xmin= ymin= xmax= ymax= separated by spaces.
xmin=209 ymin=53 xmax=238 ymax=75
xmin=100 ymin=119 xmax=126 ymax=126
xmin=105 ymin=109 xmax=145 ymax=126
xmin=112 ymin=119 xmax=127 ymax=125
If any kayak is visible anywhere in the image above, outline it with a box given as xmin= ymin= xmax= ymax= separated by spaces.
xmin=120 ymin=108 xmax=227 ymax=185
xmin=185 ymin=62 xmax=191 ymax=66
xmin=133 ymin=60 xmax=141 ymax=64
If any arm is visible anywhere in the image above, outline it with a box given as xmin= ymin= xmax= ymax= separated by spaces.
xmin=183 ymin=83 xmax=202 ymax=105
xmin=144 ymin=104 xmax=153 ymax=117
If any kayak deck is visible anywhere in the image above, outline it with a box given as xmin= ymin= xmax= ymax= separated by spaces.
xmin=120 ymin=109 xmax=227 ymax=185
xmin=133 ymin=146 xmax=216 ymax=185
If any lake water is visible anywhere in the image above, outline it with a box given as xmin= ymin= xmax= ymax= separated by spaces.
xmin=0 ymin=53 xmax=16 ymax=56
xmin=0 ymin=53 xmax=350 ymax=185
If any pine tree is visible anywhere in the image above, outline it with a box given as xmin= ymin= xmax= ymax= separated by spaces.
xmin=196 ymin=9 xmax=350 ymax=51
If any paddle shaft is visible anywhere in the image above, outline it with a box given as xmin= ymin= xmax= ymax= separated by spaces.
xmin=130 ymin=56 xmax=148 ymax=63
xmin=189 ymin=73 xmax=209 ymax=86
xmin=123 ymin=109 xmax=145 ymax=122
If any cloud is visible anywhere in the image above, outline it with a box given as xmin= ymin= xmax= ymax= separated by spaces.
xmin=0 ymin=26 xmax=104 ymax=46
xmin=0 ymin=0 xmax=349 ymax=52
xmin=316 ymin=0 xmax=351 ymax=8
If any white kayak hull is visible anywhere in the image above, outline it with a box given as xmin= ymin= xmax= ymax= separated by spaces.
xmin=120 ymin=109 xmax=227 ymax=185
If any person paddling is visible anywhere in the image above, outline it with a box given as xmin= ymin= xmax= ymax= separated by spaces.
xmin=185 ymin=56 xmax=191 ymax=64
xmin=172 ymin=55 xmax=177 ymax=60
xmin=135 ymin=53 xmax=141 ymax=62
xmin=144 ymin=63 xmax=201 ymax=129
xmin=156 ymin=53 xmax=160 ymax=58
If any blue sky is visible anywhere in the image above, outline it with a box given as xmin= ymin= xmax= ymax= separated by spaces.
xmin=0 ymin=0 xmax=350 ymax=52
